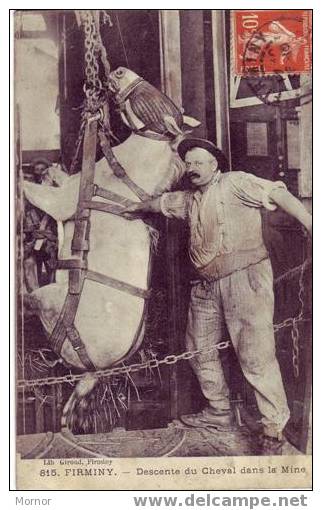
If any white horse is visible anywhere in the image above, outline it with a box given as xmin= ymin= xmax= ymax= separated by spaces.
xmin=23 ymin=67 xmax=199 ymax=425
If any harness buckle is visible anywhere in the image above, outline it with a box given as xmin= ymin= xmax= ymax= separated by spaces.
xmin=75 ymin=209 xmax=90 ymax=220
xmin=112 ymin=163 xmax=126 ymax=178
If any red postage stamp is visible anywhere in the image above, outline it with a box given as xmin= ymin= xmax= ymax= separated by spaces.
xmin=233 ymin=10 xmax=312 ymax=76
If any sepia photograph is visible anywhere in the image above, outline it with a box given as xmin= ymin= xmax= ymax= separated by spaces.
xmin=13 ymin=8 xmax=312 ymax=490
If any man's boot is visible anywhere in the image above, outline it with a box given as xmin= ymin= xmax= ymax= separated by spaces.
xmin=180 ymin=407 xmax=234 ymax=430
xmin=259 ymin=433 xmax=285 ymax=455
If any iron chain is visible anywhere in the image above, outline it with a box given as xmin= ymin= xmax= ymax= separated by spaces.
xmin=80 ymin=10 xmax=111 ymax=113
xmin=273 ymin=260 xmax=307 ymax=378
xmin=17 ymin=341 xmax=231 ymax=389
xmin=291 ymin=261 xmax=306 ymax=378
xmin=291 ymin=319 xmax=300 ymax=378
xmin=69 ymin=10 xmax=112 ymax=173
xmin=82 ymin=11 xmax=103 ymax=111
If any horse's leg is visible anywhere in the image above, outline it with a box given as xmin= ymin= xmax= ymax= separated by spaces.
xmin=61 ymin=373 xmax=98 ymax=429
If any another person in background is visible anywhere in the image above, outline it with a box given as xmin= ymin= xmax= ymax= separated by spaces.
xmin=23 ymin=158 xmax=58 ymax=291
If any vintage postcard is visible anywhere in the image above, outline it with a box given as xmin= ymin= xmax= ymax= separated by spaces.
xmin=13 ymin=9 xmax=312 ymax=490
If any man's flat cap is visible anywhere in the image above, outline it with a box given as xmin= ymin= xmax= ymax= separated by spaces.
xmin=177 ymin=137 xmax=229 ymax=172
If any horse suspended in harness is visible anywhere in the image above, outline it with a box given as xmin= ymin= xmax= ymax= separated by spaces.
xmin=23 ymin=62 xmax=200 ymax=426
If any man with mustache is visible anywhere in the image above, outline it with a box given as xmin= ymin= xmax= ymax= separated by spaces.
xmin=123 ymin=138 xmax=312 ymax=455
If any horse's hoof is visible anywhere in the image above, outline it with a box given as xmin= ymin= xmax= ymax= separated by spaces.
xmin=75 ymin=374 xmax=98 ymax=399
xmin=60 ymin=375 xmax=98 ymax=432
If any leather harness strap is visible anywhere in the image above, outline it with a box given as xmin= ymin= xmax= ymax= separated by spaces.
xmin=50 ymin=120 xmax=98 ymax=371
xmin=98 ymin=130 xmax=152 ymax=202
xmin=86 ymin=270 xmax=150 ymax=300
xmin=94 ymin=185 xmax=135 ymax=207
xmin=51 ymin=290 xmax=95 ymax=370
xmin=56 ymin=260 xmax=150 ymax=300
xmin=134 ymin=130 xmax=172 ymax=142
xmin=57 ymin=259 xmax=87 ymax=270
xmin=83 ymin=200 xmax=126 ymax=217
xmin=76 ymin=186 xmax=141 ymax=219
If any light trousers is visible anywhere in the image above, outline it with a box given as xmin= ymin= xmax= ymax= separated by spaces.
xmin=186 ymin=258 xmax=290 ymax=437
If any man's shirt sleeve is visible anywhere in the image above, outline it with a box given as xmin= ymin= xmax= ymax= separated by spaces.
xmin=229 ymin=171 xmax=287 ymax=211
xmin=160 ymin=191 xmax=189 ymax=220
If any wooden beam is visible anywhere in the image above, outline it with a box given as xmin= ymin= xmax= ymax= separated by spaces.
xmin=159 ymin=10 xmax=185 ymax=420
xmin=180 ymin=10 xmax=207 ymax=137
xmin=298 ymin=75 xmax=312 ymax=199
xmin=159 ymin=10 xmax=182 ymax=107
xmin=211 ymin=10 xmax=232 ymax=169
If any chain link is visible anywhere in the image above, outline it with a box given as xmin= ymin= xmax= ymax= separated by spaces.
xmin=298 ymin=260 xmax=306 ymax=322
xmin=291 ymin=319 xmax=300 ymax=378
xmin=273 ymin=260 xmax=307 ymax=378
xmin=291 ymin=261 xmax=306 ymax=378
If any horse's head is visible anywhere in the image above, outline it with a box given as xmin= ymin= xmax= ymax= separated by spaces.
xmin=109 ymin=67 xmax=200 ymax=140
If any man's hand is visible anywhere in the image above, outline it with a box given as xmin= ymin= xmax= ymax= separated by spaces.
xmin=121 ymin=197 xmax=162 ymax=218
xmin=121 ymin=203 xmax=144 ymax=219
xmin=122 ymin=203 xmax=144 ymax=214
